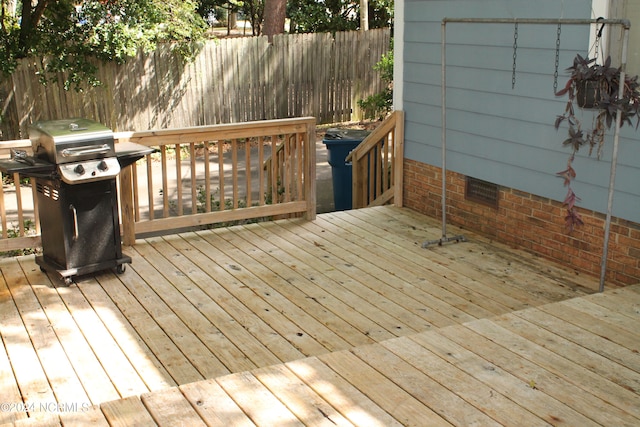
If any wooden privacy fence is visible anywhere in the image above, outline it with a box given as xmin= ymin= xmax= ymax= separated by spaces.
xmin=4 ymin=29 xmax=391 ymax=139
xmin=0 ymin=117 xmax=316 ymax=252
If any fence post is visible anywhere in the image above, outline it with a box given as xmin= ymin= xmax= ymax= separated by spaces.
xmin=0 ymin=81 xmax=20 ymax=140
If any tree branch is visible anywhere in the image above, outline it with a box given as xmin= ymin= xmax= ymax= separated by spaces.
xmin=18 ymin=0 xmax=51 ymax=54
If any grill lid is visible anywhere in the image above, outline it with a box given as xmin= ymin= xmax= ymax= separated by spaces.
xmin=30 ymin=118 xmax=115 ymax=165
xmin=0 ymin=119 xmax=155 ymax=185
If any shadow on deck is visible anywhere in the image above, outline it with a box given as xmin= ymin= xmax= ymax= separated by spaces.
xmin=1 ymin=206 xmax=638 ymax=426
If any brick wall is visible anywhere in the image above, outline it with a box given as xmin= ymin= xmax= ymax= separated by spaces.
xmin=403 ymin=159 xmax=640 ymax=286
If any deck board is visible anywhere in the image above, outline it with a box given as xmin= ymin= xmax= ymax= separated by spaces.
xmin=470 ymin=316 xmax=640 ymax=422
xmin=316 ymin=210 xmax=547 ymax=312
xmin=350 ymin=343 xmax=502 ymax=426
xmin=251 ymin=363 xmax=354 ymax=426
xmin=234 ymin=223 xmax=399 ymax=343
xmin=269 ymin=220 xmax=435 ymax=331
xmin=379 ymin=337 xmax=551 ymax=427
xmin=410 ymin=329 xmax=602 ymax=427
xmin=65 ymin=267 xmax=176 ymax=392
xmin=164 ymin=231 xmax=307 ymax=362
xmin=444 ymin=321 xmax=637 ymax=426
xmin=515 ymin=306 xmax=640 ymax=373
xmin=179 ymin=379 xmax=255 ymax=426
xmin=0 ymin=206 xmax=637 ymax=426
xmin=583 ymin=286 xmax=640 ymax=320
xmin=100 ymin=397 xmax=156 ymax=427
xmin=91 ymin=268 xmax=199 ymax=386
xmin=491 ymin=310 xmax=640 ymax=402
xmin=318 ymin=350 xmax=454 ymax=426
xmin=288 ymin=217 xmax=482 ymax=326
xmin=0 ymin=259 xmax=66 ymax=419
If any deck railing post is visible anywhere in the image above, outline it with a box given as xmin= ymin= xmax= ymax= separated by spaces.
xmin=393 ymin=110 xmax=405 ymax=207
xmin=305 ymin=119 xmax=317 ymax=220
xmin=119 ymin=166 xmax=136 ymax=246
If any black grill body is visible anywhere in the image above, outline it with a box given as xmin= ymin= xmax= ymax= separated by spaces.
xmin=35 ymin=178 xmax=130 ymax=281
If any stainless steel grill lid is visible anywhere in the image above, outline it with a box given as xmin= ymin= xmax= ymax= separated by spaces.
xmin=29 ymin=118 xmax=116 ymax=165
xmin=28 ymin=118 xmax=119 ymax=184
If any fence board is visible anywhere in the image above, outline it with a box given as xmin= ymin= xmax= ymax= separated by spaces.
xmin=4 ymin=30 xmax=390 ymax=139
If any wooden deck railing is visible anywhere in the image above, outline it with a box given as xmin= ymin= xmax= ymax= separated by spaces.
xmin=0 ymin=140 xmax=40 ymax=253
xmin=116 ymin=117 xmax=317 ymax=244
xmin=347 ymin=110 xmax=404 ymax=209
xmin=0 ymin=117 xmax=317 ymax=251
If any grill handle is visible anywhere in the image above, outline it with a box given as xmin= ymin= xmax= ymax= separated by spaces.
xmin=69 ymin=204 xmax=79 ymax=241
xmin=61 ymin=144 xmax=111 ymax=158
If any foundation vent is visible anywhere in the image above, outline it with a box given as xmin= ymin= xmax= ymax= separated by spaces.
xmin=465 ymin=177 xmax=498 ymax=208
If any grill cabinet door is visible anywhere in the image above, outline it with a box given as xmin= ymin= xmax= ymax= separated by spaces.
xmin=37 ymin=179 xmax=120 ymax=270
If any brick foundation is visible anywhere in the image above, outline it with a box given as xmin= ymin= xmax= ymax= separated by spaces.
xmin=403 ymin=159 xmax=640 ymax=286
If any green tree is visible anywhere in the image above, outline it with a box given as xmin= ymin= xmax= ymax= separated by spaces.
xmin=197 ymin=0 xmax=263 ymax=36
xmin=358 ymin=47 xmax=393 ymax=120
xmin=0 ymin=0 xmax=207 ymax=88
xmin=288 ymin=0 xmax=393 ymax=33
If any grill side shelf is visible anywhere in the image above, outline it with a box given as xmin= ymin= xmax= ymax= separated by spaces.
xmin=0 ymin=159 xmax=56 ymax=175
xmin=115 ymin=142 xmax=157 ymax=168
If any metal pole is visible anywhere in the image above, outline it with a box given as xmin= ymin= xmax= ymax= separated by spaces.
xmin=423 ymin=19 xmax=467 ymax=247
xmin=426 ymin=17 xmax=630 ymax=282
xmin=441 ymin=17 xmax=630 ymax=26
xmin=441 ymin=20 xmax=448 ymax=239
xmin=599 ymin=24 xmax=630 ymax=292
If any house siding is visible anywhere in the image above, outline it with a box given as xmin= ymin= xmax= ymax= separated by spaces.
xmin=401 ymin=0 xmax=640 ymax=285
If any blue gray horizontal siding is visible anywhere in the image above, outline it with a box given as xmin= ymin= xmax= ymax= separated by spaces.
xmin=403 ymin=0 xmax=640 ymax=222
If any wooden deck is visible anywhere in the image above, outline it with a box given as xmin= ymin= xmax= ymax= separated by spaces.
xmin=1 ymin=206 xmax=638 ymax=426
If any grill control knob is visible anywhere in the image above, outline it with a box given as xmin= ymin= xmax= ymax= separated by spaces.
xmin=97 ymin=160 xmax=109 ymax=171
xmin=74 ymin=164 xmax=85 ymax=175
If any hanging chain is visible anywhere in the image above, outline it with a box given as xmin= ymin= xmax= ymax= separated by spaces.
xmin=553 ymin=23 xmax=561 ymax=94
xmin=512 ymin=22 xmax=518 ymax=89
xmin=594 ymin=18 xmax=605 ymax=62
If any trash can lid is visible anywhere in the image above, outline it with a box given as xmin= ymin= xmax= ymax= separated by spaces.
xmin=323 ymin=128 xmax=371 ymax=143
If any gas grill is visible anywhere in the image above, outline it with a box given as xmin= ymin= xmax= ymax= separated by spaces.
xmin=0 ymin=118 xmax=154 ymax=285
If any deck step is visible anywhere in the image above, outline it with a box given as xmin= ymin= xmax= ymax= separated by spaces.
xmin=43 ymin=284 xmax=640 ymax=426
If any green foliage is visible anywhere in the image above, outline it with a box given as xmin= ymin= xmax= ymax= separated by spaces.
xmin=358 ymin=48 xmax=393 ymax=120
xmin=0 ymin=220 xmax=38 ymax=258
xmin=195 ymin=185 xmax=248 ymax=212
xmin=288 ymin=0 xmax=393 ymax=33
xmin=197 ymin=0 xmax=263 ymax=35
xmin=193 ymin=185 xmax=272 ymax=228
xmin=0 ymin=0 xmax=207 ymax=89
xmin=2 ymin=173 xmax=30 ymax=187
xmin=288 ymin=0 xmax=358 ymax=33
xmin=554 ymin=54 xmax=640 ymax=231
xmin=368 ymin=0 xmax=394 ymax=28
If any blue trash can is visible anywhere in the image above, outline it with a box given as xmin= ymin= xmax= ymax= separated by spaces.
xmin=322 ymin=128 xmax=371 ymax=211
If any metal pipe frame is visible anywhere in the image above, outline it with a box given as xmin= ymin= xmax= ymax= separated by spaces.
xmin=432 ymin=17 xmax=631 ymax=292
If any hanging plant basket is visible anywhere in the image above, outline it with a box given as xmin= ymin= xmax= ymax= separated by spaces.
xmin=554 ymin=54 xmax=640 ymax=231
xmin=575 ymin=79 xmax=608 ymax=109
